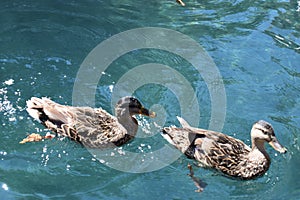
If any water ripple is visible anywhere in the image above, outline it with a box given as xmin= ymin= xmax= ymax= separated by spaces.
xmin=0 ymin=0 xmax=299 ymax=199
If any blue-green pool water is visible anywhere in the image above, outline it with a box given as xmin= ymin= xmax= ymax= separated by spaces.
xmin=1 ymin=0 xmax=300 ymax=199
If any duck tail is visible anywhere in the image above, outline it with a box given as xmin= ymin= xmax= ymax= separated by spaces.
xmin=26 ymin=97 xmax=46 ymax=122
xmin=26 ymin=97 xmax=70 ymax=128
xmin=176 ymin=116 xmax=191 ymax=128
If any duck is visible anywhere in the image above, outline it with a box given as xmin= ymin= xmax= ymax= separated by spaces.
xmin=162 ymin=117 xmax=287 ymax=180
xmin=26 ymin=96 xmax=155 ymax=148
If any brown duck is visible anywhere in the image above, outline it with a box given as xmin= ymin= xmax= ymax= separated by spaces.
xmin=162 ymin=117 xmax=287 ymax=179
xmin=26 ymin=96 xmax=155 ymax=148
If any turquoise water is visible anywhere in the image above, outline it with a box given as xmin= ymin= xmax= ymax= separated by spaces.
xmin=1 ymin=0 xmax=300 ymax=199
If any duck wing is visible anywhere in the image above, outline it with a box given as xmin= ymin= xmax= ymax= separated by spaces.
xmin=177 ymin=116 xmax=250 ymax=158
xmin=163 ymin=117 xmax=251 ymax=176
xmin=26 ymin=97 xmax=127 ymax=148
xmin=192 ymin=129 xmax=251 ymax=167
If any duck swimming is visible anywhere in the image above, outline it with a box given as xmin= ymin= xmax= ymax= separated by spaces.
xmin=162 ymin=117 xmax=287 ymax=180
xmin=26 ymin=96 xmax=155 ymax=148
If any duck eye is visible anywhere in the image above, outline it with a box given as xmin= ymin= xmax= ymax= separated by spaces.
xmin=257 ymin=128 xmax=267 ymax=135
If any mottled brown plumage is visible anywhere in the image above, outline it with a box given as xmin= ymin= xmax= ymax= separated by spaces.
xmin=26 ymin=96 xmax=155 ymax=148
xmin=162 ymin=117 xmax=287 ymax=179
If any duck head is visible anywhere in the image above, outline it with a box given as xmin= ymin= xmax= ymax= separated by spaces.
xmin=251 ymin=120 xmax=287 ymax=154
xmin=115 ymin=96 xmax=156 ymax=118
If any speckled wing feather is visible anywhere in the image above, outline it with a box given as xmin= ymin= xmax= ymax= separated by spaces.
xmin=192 ymin=129 xmax=251 ymax=176
xmin=69 ymin=106 xmax=128 ymax=148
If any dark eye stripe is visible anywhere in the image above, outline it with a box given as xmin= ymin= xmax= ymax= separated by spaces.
xmin=257 ymin=128 xmax=268 ymax=134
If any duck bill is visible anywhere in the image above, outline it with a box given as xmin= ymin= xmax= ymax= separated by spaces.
xmin=139 ymin=107 xmax=156 ymax=118
xmin=269 ymin=138 xmax=287 ymax=154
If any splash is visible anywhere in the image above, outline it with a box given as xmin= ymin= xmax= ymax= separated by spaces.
xmin=0 ymin=79 xmax=25 ymax=124
xmin=4 ymin=79 xmax=14 ymax=86
xmin=1 ymin=183 xmax=8 ymax=191
xmin=0 ymin=83 xmax=17 ymax=123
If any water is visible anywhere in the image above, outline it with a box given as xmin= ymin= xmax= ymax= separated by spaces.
xmin=1 ymin=0 xmax=300 ymax=199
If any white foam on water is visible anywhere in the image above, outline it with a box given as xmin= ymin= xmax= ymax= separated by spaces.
xmin=4 ymin=79 xmax=14 ymax=86
xmin=2 ymin=183 xmax=8 ymax=191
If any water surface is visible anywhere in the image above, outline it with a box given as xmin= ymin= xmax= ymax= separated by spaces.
xmin=1 ymin=0 xmax=300 ymax=199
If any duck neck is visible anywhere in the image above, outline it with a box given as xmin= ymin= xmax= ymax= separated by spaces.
xmin=251 ymin=138 xmax=271 ymax=162
xmin=115 ymin=107 xmax=138 ymax=137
